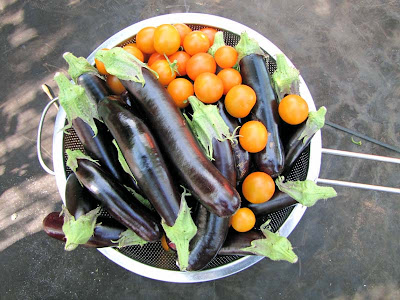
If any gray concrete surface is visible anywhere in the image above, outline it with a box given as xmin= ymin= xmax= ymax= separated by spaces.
xmin=0 ymin=0 xmax=399 ymax=299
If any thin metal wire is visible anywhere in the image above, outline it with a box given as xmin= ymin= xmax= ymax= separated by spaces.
xmin=321 ymin=148 xmax=400 ymax=164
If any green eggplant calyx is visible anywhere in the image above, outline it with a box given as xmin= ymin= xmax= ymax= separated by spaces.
xmin=207 ymin=31 xmax=225 ymax=57
xmin=112 ymin=139 xmax=137 ymax=184
xmin=124 ymin=185 xmax=154 ymax=211
xmin=272 ymin=54 xmax=300 ymax=99
xmin=66 ymin=149 xmax=99 ymax=173
xmin=112 ymin=229 xmax=147 ymax=248
xmin=298 ymin=106 xmax=327 ymax=144
xmin=235 ymin=31 xmax=263 ymax=62
xmin=63 ymin=52 xmax=102 ymax=83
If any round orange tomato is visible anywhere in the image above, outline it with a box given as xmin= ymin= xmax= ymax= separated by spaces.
xmin=225 ymin=85 xmax=256 ymax=118
xmin=217 ymin=68 xmax=242 ymax=95
xmin=123 ymin=44 xmax=144 ymax=62
xmin=106 ymin=75 xmax=126 ymax=95
xmin=214 ymin=46 xmax=238 ymax=69
xmin=239 ymin=121 xmax=268 ymax=153
xmin=200 ymin=27 xmax=218 ymax=45
xmin=154 ymin=24 xmax=181 ymax=56
xmin=278 ymin=94 xmax=309 ymax=125
xmin=173 ymin=23 xmax=192 ymax=46
xmin=183 ymin=31 xmax=210 ymax=56
xmin=231 ymin=208 xmax=256 ymax=232
xmin=136 ymin=27 xmax=156 ymax=54
xmin=194 ymin=72 xmax=224 ymax=104
xmin=168 ymin=51 xmax=191 ymax=76
xmin=150 ymin=60 xmax=176 ymax=86
xmin=242 ymin=172 xmax=275 ymax=204
xmin=167 ymin=78 xmax=194 ymax=108
xmin=95 ymin=48 xmax=109 ymax=75
xmin=147 ymin=52 xmax=165 ymax=66
xmin=186 ymin=53 xmax=216 ymax=81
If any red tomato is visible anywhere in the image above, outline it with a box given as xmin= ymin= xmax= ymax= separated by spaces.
xmin=123 ymin=43 xmax=145 ymax=62
xmin=183 ymin=31 xmax=210 ymax=56
xmin=154 ymin=24 xmax=181 ymax=56
xmin=168 ymin=51 xmax=191 ymax=76
xmin=194 ymin=72 xmax=224 ymax=104
xmin=106 ymin=75 xmax=126 ymax=95
xmin=278 ymin=94 xmax=309 ymax=125
xmin=200 ymin=27 xmax=218 ymax=45
xmin=224 ymin=85 xmax=256 ymax=118
xmin=214 ymin=46 xmax=238 ymax=69
xmin=150 ymin=60 xmax=176 ymax=86
xmin=242 ymin=172 xmax=275 ymax=204
xmin=167 ymin=78 xmax=194 ymax=108
xmin=173 ymin=23 xmax=192 ymax=46
xmin=136 ymin=27 xmax=156 ymax=54
xmin=217 ymin=68 xmax=242 ymax=95
xmin=186 ymin=53 xmax=216 ymax=81
xmin=239 ymin=121 xmax=268 ymax=153
xmin=231 ymin=208 xmax=256 ymax=232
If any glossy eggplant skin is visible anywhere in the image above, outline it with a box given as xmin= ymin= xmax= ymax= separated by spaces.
xmin=246 ymin=191 xmax=297 ymax=216
xmin=240 ymin=54 xmax=285 ymax=178
xmin=42 ymin=212 xmax=125 ymax=248
xmin=74 ymin=159 xmax=162 ymax=242
xmin=98 ymin=97 xmax=180 ymax=227
xmin=186 ymin=138 xmax=235 ymax=271
xmin=217 ymin=102 xmax=250 ymax=183
xmin=77 ymin=73 xmax=110 ymax=104
xmin=219 ymin=230 xmax=265 ymax=256
xmin=121 ymin=69 xmax=241 ymax=217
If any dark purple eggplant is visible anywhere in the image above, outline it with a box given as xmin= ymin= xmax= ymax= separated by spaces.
xmin=240 ymin=54 xmax=285 ymax=178
xmin=120 ymin=69 xmax=241 ymax=217
xmin=247 ymin=191 xmax=297 ymax=216
xmin=98 ymin=97 xmax=180 ymax=227
xmin=77 ymin=72 xmax=110 ymax=104
xmin=43 ymin=212 xmax=125 ymax=248
xmin=74 ymin=158 xmax=162 ymax=242
xmin=219 ymin=230 xmax=265 ymax=256
xmin=217 ymin=101 xmax=251 ymax=183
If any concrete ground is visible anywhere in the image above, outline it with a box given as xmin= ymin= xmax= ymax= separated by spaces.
xmin=0 ymin=0 xmax=399 ymax=299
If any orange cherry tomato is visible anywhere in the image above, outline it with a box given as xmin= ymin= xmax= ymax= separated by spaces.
xmin=147 ymin=52 xmax=165 ymax=66
xmin=106 ymin=75 xmax=126 ymax=95
xmin=150 ymin=59 xmax=176 ymax=86
xmin=154 ymin=24 xmax=181 ymax=56
xmin=168 ymin=51 xmax=191 ymax=76
xmin=161 ymin=235 xmax=170 ymax=251
xmin=136 ymin=27 xmax=156 ymax=54
xmin=278 ymin=94 xmax=309 ymax=125
xmin=123 ymin=44 xmax=145 ymax=62
xmin=194 ymin=72 xmax=224 ymax=104
xmin=167 ymin=78 xmax=194 ymax=108
xmin=231 ymin=208 xmax=256 ymax=232
xmin=183 ymin=31 xmax=210 ymax=56
xmin=186 ymin=53 xmax=216 ymax=81
xmin=239 ymin=121 xmax=268 ymax=153
xmin=214 ymin=46 xmax=238 ymax=69
xmin=200 ymin=27 xmax=218 ymax=45
xmin=95 ymin=48 xmax=109 ymax=75
xmin=173 ymin=23 xmax=192 ymax=46
xmin=217 ymin=68 xmax=242 ymax=95
xmin=224 ymin=85 xmax=256 ymax=118
xmin=242 ymin=172 xmax=275 ymax=204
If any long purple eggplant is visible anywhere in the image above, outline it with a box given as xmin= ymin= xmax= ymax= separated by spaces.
xmin=219 ymin=230 xmax=265 ymax=256
xmin=246 ymin=191 xmax=297 ymax=216
xmin=98 ymin=97 xmax=180 ymax=227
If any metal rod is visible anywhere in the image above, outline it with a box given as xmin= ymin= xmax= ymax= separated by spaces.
xmin=316 ymin=178 xmax=400 ymax=194
xmin=322 ymin=148 xmax=400 ymax=164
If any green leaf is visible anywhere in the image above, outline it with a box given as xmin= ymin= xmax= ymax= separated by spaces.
xmin=112 ymin=139 xmax=137 ymax=184
xmin=235 ymin=32 xmax=263 ymax=62
xmin=63 ymin=52 xmax=102 ymax=83
xmin=66 ymin=149 xmax=99 ymax=173
xmin=112 ymin=229 xmax=147 ymax=248
xmin=124 ymin=185 xmax=154 ymax=211
xmin=95 ymin=48 xmax=158 ymax=86
xmin=61 ymin=206 xmax=101 ymax=251
xmin=298 ymin=106 xmax=327 ymax=144
xmin=207 ymin=31 xmax=225 ymax=56
xmin=186 ymin=96 xmax=235 ymax=160
xmin=54 ymin=72 xmax=99 ymax=136
xmin=275 ymin=176 xmax=337 ymax=207
xmin=241 ymin=221 xmax=298 ymax=263
xmin=272 ymin=54 xmax=300 ymax=100
xmin=351 ymin=137 xmax=362 ymax=146
xmin=161 ymin=187 xmax=197 ymax=271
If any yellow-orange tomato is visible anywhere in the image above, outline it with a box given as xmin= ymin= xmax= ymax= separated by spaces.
xmin=154 ymin=24 xmax=181 ymax=56
xmin=161 ymin=235 xmax=170 ymax=251
xmin=167 ymin=78 xmax=194 ymax=108
xmin=168 ymin=51 xmax=191 ymax=76
xmin=136 ymin=27 xmax=156 ymax=54
xmin=239 ymin=121 xmax=268 ymax=153
xmin=150 ymin=60 xmax=176 ymax=86
xmin=200 ymin=27 xmax=218 ymax=45
xmin=173 ymin=23 xmax=192 ymax=46
xmin=214 ymin=46 xmax=238 ymax=69
xmin=183 ymin=31 xmax=210 ymax=56
xmin=123 ymin=44 xmax=145 ymax=62
xmin=278 ymin=94 xmax=309 ymax=125
xmin=186 ymin=53 xmax=216 ymax=81
xmin=194 ymin=72 xmax=224 ymax=104
xmin=217 ymin=68 xmax=242 ymax=95
xmin=95 ymin=48 xmax=109 ymax=75
xmin=231 ymin=208 xmax=256 ymax=232
xmin=106 ymin=75 xmax=126 ymax=95
xmin=224 ymin=85 xmax=256 ymax=118
xmin=242 ymin=172 xmax=275 ymax=204
xmin=147 ymin=52 xmax=165 ymax=66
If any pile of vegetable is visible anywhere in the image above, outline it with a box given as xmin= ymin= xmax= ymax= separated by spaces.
xmin=43 ymin=24 xmax=337 ymax=271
